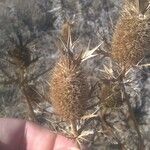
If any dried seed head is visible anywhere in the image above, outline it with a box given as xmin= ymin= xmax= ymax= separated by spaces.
xmin=50 ymin=21 xmax=101 ymax=121
xmin=100 ymin=83 xmax=123 ymax=109
xmin=111 ymin=2 xmax=150 ymax=70
xmin=50 ymin=55 xmax=89 ymax=121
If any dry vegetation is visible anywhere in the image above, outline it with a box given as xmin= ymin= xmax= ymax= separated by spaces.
xmin=0 ymin=0 xmax=150 ymax=150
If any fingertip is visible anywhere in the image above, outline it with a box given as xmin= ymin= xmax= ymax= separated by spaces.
xmin=25 ymin=121 xmax=57 ymax=150
xmin=53 ymin=134 xmax=78 ymax=150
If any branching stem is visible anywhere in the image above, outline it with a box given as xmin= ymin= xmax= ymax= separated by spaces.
xmin=122 ymin=85 xmax=144 ymax=150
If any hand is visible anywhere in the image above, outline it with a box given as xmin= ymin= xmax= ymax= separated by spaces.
xmin=0 ymin=118 xmax=79 ymax=150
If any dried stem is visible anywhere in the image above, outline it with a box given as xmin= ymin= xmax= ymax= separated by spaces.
xmin=22 ymin=88 xmax=36 ymax=121
xmin=0 ymin=79 xmax=15 ymax=85
xmin=70 ymin=120 xmax=78 ymax=137
xmin=121 ymin=84 xmax=144 ymax=150
xmin=0 ymin=66 xmax=16 ymax=82
xmin=99 ymin=112 xmax=127 ymax=150
xmin=70 ymin=120 xmax=82 ymax=150
xmin=28 ymin=65 xmax=54 ymax=82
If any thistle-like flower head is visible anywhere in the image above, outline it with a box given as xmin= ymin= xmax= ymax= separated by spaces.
xmin=50 ymin=22 xmax=101 ymax=121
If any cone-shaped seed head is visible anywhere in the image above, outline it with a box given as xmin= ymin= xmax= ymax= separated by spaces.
xmin=50 ymin=55 xmax=89 ymax=121
xmin=50 ymin=21 xmax=102 ymax=121
xmin=111 ymin=3 xmax=150 ymax=70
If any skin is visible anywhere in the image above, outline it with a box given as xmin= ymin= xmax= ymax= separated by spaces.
xmin=0 ymin=118 xmax=79 ymax=150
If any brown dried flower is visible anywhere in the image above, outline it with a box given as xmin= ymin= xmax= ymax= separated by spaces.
xmin=111 ymin=2 xmax=150 ymax=70
xmin=50 ymin=22 xmax=101 ymax=122
xmin=50 ymin=55 xmax=89 ymax=121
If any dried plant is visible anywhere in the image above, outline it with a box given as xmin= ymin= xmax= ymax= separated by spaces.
xmin=5 ymin=29 xmax=40 ymax=119
xmin=96 ymin=60 xmax=144 ymax=149
xmin=111 ymin=0 xmax=150 ymax=71
xmin=110 ymin=4 xmax=150 ymax=148
xmin=0 ymin=1 xmax=149 ymax=149
xmin=50 ymin=22 xmax=101 ymax=139
xmin=0 ymin=0 xmax=56 ymax=120
xmin=51 ymin=56 xmax=89 ymax=121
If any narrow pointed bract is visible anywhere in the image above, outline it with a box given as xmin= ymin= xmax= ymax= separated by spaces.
xmin=81 ymin=41 xmax=102 ymax=62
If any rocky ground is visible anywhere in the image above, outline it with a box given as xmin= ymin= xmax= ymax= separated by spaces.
xmin=0 ymin=0 xmax=150 ymax=149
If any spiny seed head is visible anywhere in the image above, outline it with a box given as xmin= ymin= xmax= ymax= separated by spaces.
xmin=100 ymin=83 xmax=123 ymax=109
xmin=50 ymin=54 xmax=89 ymax=121
xmin=50 ymin=23 xmax=91 ymax=121
xmin=111 ymin=2 xmax=150 ymax=70
xmin=50 ymin=20 xmax=101 ymax=121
